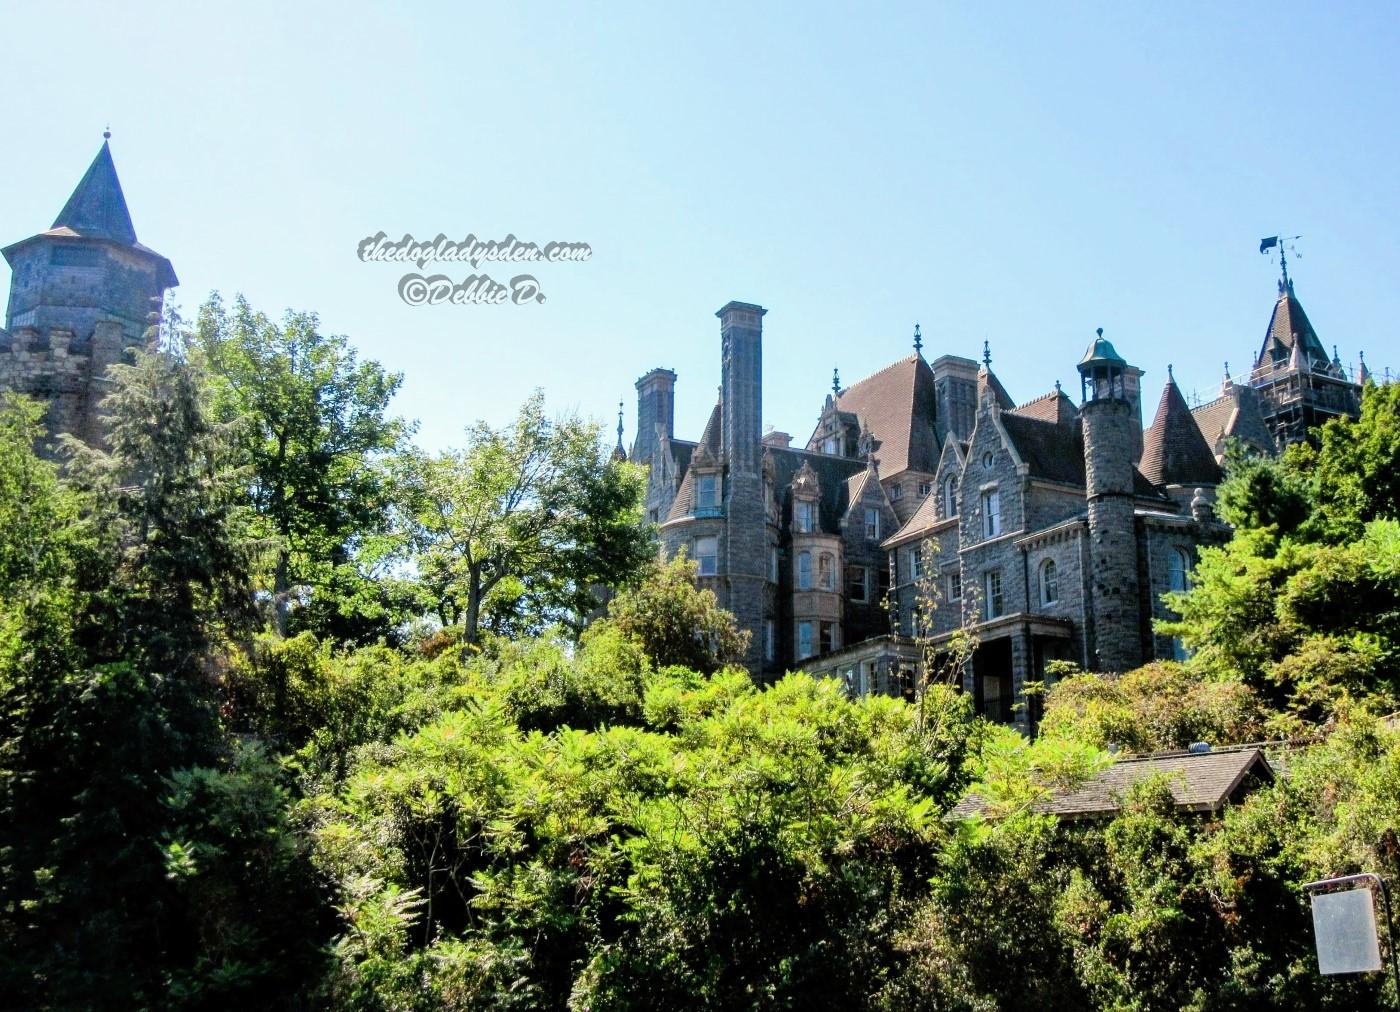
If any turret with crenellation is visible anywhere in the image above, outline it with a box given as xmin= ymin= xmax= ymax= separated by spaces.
xmin=0 ymin=134 xmax=178 ymax=451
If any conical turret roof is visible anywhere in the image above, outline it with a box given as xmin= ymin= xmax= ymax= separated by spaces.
xmin=1140 ymin=373 xmax=1221 ymax=487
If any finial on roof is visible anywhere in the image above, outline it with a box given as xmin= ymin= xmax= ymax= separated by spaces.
xmin=913 ymin=323 xmax=923 ymax=354
xmin=982 ymin=339 xmax=991 ymax=369
xmin=1096 ymin=327 xmax=1103 ymax=339
xmin=832 ymin=367 xmax=840 ymax=395
xmin=1167 ymin=363 xmax=1174 ymax=381
xmin=1224 ymin=361 xmax=1231 ymax=380
xmin=103 ymin=125 xmax=111 ymax=140
xmin=1358 ymin=350 xmax=1372 ymax=384
xmin=1054 ymin=379 xmax=1062 ymax=394
xmin=612 ymin=400 xmax=627 ymax=461
xmin=1333 ymin=344 xmax=1343 ymax=368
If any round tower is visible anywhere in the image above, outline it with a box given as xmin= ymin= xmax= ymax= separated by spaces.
xmin=1077 ymin=331 xmax=1144 ymax=673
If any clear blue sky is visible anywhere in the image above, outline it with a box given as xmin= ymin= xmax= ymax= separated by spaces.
xmin=4 ymin=2 xmax=1397 ymax=450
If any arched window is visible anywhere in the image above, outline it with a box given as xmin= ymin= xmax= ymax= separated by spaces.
xmin=1040 ymin=559 xmax=1059 ymax=605
xmin=1168 ymin=548 xmax=1191 ymax=593
xmin=943 ymin=475 xmax=959 ymax=518
xmin=798 ymin=551 xmax=812 ymax=590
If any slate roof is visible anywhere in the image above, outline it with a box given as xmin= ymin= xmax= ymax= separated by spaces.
xmin=845 ymin=467 xmax=874 ymax=509
xmin=978 ymin=367 xmax=1016 ymax=411
xmin=1139 ymin=377 xmax=1222 ymax=487
xmin=949 ymin=746 xmax=1274 ymax=822
xmin=884 ymin=484 xmax=944 ymax=546
xmin=1255 ymin=283 xmax=1332 ymax=373
xmin=1190 ymin=394 xmax=1236 ymax=455
xmin=822 ymin=355 xmax=940 ymax=476
xmin=2 ymin=139 xmax=178 ymax=289
xmin=665 ymin=426 xmax=866 ymax=532
xmin=1013 ymin=388 xmax=1079 ymax=426
xmin=666 ymin=406 xmax=721 ymax=521
xmin=1000 ymin=413 xmax=1086 ymax=485
xmin=52 ymin=140 xmax=138 ymax=245
xmin=771 ymin=448 xmax=866 ymax=533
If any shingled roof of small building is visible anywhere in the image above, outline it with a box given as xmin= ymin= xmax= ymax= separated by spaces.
xmin=948 ymin=745 xmax=1274 ymax=822
xmin=1140 ymin=374 xmax=1222 ymax=487
xmin=820 ymin=355 xmax=939 ymax=476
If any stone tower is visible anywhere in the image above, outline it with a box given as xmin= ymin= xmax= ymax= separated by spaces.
xmin=0 ymin=135 xmax=177 ymax=449
xmin=631 ymin=367 xmax=676 ymax=465
xmin=1077 ymin=331 xmax=1144 ymax=673
xmin=717 ymin=301 xmax=767 ymax=671
xmin=1248 ymin=275 xmax=1360 ymax=447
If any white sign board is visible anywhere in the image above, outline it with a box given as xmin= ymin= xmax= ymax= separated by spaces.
xmin=1311 ymin=886 xmax=1383 ymax=975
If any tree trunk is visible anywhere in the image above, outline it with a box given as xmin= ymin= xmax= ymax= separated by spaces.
xmin=463 ymin=571 xmax=482 ymax=644
xmin=273 ymin=548 xmax=290 ymax=636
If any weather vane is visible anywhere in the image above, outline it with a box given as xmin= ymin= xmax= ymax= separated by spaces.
xmin=1259 ymin=234 xmax=1302 ymax=288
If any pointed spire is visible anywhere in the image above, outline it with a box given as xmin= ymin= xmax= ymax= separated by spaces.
xmin=1359 ymin=350 xmax=1372 ymax=384
xmin=52 ymin=134 xmax=138 ymax=245
xmin=913 ymin=323 xmax=923 ymax=354
xmin=1221 ymin=361 xmax=1233 ymax=395
xmin=1167 ymin=363 xmax=1175 ymax=382
xmin=612 ymin=400 xmax=627 ymax=462
xmin=1333 ymin=344 xmax=1343 ymax=368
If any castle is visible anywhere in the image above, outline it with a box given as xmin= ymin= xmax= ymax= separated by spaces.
xmin=631 ymin=285 xmax=1365 ymax=731
xmin=0 ymin=141 xmax=1372 ymax=734
xmin=0 ymin=135 xmax=176 ymax=449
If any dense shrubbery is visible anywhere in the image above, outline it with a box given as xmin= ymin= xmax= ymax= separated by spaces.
xmin=2 ymin=308 xmax=1398 ymax=1009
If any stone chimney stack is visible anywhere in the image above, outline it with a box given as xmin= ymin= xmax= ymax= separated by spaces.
xmin=716 ymin=300 xmax=767 ymax=673
xmin=632 ymin=367 xmax=676 ymax=465
xmin=717 ymin=302 xmax=765 ymax=474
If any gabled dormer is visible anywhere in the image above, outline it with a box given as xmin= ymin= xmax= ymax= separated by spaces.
xmin=961 ymin=384 xmax=1028 ymax=544
xmin=790 ymin=458 xmax=822 ymax=534
xmin=931 ymin=435 xmax=968 ymax=524
xmin=687 ymin=439 xmax=723 ymax=518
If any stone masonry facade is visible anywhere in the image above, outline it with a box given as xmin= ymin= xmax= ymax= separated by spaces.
xmin=630 ymin=286 xmax=1363 ymax=733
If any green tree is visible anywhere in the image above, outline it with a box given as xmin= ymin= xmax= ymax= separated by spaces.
xmin=1 ymin=355 xmax=331 ymax=1009
xmin=1038 ymin=661 xmax=1267 ymax=754
xmin=194 ymin=293 xmax=410 ymax=640
xmin=1292 ymin=381 xmax=1400 ymax=545
xmin=397 ymin=391 xmax=651 ymax=644
xmin=591 ymin=552 xmax=748 ymax=674
xmin=63 ymin=348 xmax=258 ymax=679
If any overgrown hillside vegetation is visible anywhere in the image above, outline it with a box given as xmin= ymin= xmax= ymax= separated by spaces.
xmin=2 ymin=300 xmax=1398 ymax=1010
